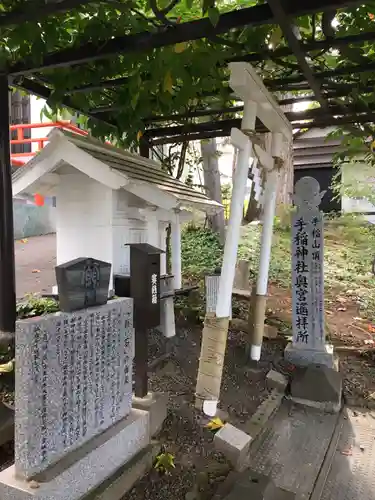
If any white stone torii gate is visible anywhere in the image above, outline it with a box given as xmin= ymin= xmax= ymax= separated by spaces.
xmin=195 ymin=62 xmax=292 ymax=412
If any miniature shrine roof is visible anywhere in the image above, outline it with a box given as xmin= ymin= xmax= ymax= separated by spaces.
xmin=12 ymin=129 xmax=222 ymax=214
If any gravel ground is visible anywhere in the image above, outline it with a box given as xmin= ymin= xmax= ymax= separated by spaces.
xmin=124 ymin=322 xmax=284 ymax=500
xmin=0 ymin=319 xmax=284 ymax=497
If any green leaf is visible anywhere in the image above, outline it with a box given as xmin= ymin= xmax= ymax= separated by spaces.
xmin=163 ymin=71 xmax=174 ymax=94
xmin=208 ymin=6 xmax=220 ymax=27
xmin=185 ymin=0 xmax=194 ymax=8
xmin=269 ymin=26 xmax=282 ymax=48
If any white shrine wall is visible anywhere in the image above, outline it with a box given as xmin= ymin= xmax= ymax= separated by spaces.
xmin=56 ymin=173 xmax=114 ymax=285
xmin=112 ymin=190 xmax=147 ymax=276
xmin=55 ymin=172 xmax=192 ymax=289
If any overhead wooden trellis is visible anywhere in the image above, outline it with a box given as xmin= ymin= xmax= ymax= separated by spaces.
xmin=1 ymin=0 xmax=375 ymax=338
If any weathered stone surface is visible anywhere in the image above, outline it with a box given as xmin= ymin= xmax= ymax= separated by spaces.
xmin=290 ymin=364 xmax=342 ymax=413
xmin=266 ymin=370 xmax=288 ymax=393
xmin=284 ymin=343 xmax=335 ymax=369
xmin=84 ymin=442 xmax=159 ymax=500
xmin=132 ymin=392 xmax=168 ymax=436
xmin=214 ymin=424 xmax=251 ymax=471
xmin=55 ymin=257 xmax=111 ymax=313
xmin=0 ymin=409 xmax=150 ymax=500
xmin=233 ymin=260 xmax=250 ymax=292
xmin=288 ymin=177 xmax=335 ymax=367
xmin=244 ymin=390 xmax=283 ymax=441
xmin=15 ymin=298 xmax=134 ymax=478
xmin=292 ymin=177 xmax=325 ymax=349
xmin=223 ymin=471 xmax=295 ymax=500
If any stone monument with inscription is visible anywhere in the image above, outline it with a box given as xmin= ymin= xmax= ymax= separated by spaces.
xmin=284 ymin=177 xmax=335 ymax=368
xmin=0 ymin=259 xmax=151 ymax=500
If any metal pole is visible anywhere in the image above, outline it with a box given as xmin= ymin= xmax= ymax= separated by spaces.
xmin=0 ymin=74 xmax=16 ymax=347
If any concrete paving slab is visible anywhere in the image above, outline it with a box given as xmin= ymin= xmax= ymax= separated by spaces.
xmin=247 ymin=401 xmax=338 ymax=500
xmin=15 ymin=234 xmax=56 ymax=298
xmin=317 ymin=408 xmax=375 ymax=500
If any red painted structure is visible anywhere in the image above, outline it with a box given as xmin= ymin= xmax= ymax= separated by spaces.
xmin=10 ymin=121 xmax=88 ymax=166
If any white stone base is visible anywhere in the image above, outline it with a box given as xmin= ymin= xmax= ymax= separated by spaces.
xmin=0 ymin=409 xmax=149 ymax=500
xmin=284 ymin=343 xmax=335 ymax=369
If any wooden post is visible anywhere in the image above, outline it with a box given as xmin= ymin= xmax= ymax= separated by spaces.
xmin=0 ymin=74 xmax=16 ymax=347
xmin=171 ymin=211 xmax=182 ymax=290
xmin=249 ymin=134 xmax=282 ymax=360
xmin=139 ymin=138 xmax=150 ymax=159
xmin=216 ymin=102 xmax=257 ymax=318
xmin=195 ymin=102 xmax=257 ymax=411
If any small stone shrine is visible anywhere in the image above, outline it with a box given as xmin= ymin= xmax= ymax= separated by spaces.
xmin=285 ymin=176 xmax=335 ymax=368
xmin=0 ymin=258 xmax=152 ymax=500
xmin=12 ymin=129 xmax=221 ymax=300
xmin=12 ymin=129 xmax=221 ymax=339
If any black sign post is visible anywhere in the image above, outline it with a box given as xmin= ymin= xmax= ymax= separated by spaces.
xmin=129 ymin=243 xmax=163 ymax=397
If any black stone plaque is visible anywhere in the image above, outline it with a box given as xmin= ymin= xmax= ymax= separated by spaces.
xmin=55 ymin=257 xmax=111 ymax=312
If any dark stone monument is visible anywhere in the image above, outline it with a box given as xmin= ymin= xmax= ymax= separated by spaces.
xmin=55 ymin=257 xmax=111 ymax=312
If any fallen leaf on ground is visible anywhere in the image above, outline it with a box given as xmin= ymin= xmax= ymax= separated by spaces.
xmin=206 ymin=417 xmax=225 ymax=431
xmin=20 ymin=239 xmax=28 ymax=243
xmin=338 ymin=307 xmax=347 ymax=312
xmin=32 ymin=269 xmax=40 ymax=273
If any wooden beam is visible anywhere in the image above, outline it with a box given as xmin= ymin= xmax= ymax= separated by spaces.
xmin=229 ymin=30 xmax=375 ymax=64
xmin=150 ymin=112 xmax=375 ymax=144
xmin=9 ymin=0 xmax=361 ymax=75
xmin=12 ymin=77 xmax=118 ymax=129
xmin=229 ymin=62 xmax=292 ymax=139
xmin=266 ymin=0 xmax=328 ymax=111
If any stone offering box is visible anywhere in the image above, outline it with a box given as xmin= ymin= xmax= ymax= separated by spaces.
xmin=55 ymin=257 xmax=111 ymax=313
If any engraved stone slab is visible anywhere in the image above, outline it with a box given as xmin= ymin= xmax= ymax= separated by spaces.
xmin=55 ymin=257 xmax=111 ymax=313
xmin=15 ymin=298 xmax=134 ymax=479
xmin=291 ymin=177 xmax=325 ymax=350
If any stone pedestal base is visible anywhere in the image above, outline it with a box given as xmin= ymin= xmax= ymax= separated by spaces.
xmin=290 ymin=365 xmax=342 ymax=413
xmin=0 ymin=409 xmax=150 ymax=500
xmin=284 ymin=343 xmax=335 ymax=369
xmin=132 ymin=392 xmax=168 ymax=436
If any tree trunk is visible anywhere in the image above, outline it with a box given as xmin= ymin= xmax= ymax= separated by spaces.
xmin=201 ymin=139 xmax=225 ymax=244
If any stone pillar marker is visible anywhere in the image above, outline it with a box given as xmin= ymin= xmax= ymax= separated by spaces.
xmin=285 ymin=176 xmax=334 ymax=368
